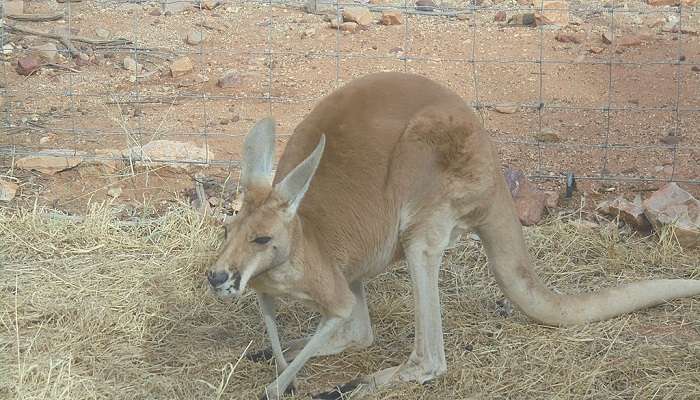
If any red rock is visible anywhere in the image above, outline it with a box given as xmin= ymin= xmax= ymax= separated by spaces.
xmin=494 ymin=11 xmax=507 ymax=22
xmin=643 ymin=183 xmax=700 ymax=248
xmin=504 ymin=168 xmax=547 ymax=226
xmin=555 ymin=32 xmax=582 ymax=44
xmin=597 ymin=196 xmax=652 ymax=233
xmin=16 ymin=56 xmax=40 ymax=76
xmin=342 ymin=7 xmax=372 ymax=27
xmin=380 ymin=11 xmax=403 ymax=25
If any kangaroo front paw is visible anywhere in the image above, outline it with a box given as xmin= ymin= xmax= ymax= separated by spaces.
xmin=246 ymin=347 xmax=275 ymax=363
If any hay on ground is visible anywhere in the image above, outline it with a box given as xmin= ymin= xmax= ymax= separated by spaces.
xmin=1 ymin=205 xmax=699 ymax=399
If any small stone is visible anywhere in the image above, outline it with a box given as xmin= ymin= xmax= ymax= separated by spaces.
xmin=602 ymin=30 xmax=614 ymax=44
xmin=597 ymin=196 xmax=652 ymax=233
xmin=16 ymin=149 xmax=84 ymax=175
xmin=660 ymin=135 xmax=681 ymax=145
xmin=569 ymin=15 xmax=583 ymax=25
xmin=494 ymin=103 xmax=520 ymax=114
xmin=31 ymin=43 xmax=59 ymax=63
xmin=692 ymin=66 xmax=700 ymax=72
xmin=0 ymin=179 xmax=18 ymax=202
xmin=456 ymin=13 xmax=469 ymax=21
xmin=532 ymin=0 xmax=569 ymax=25
xmin=75 ymin=53 xmax=91 ymax=67
xmin=16 ymin=56 xmax=40 ymax=76
xmin=39 ymin=136 xmax=52 ymax=145
xmin=415 ymin=0 xmax=437 ymax=11
xmin=533 ymin=128 xmax=561 ymax=142
xmin=3 ymin=0 xmax=24 ymax=16
xmin=301 ymin=28 xmax=316 ymax=38
xmin=217 ymin=69 xmax=241 ymax=88
xmin=185 ymin=30 xmax=205 ymax=46
xmin=208 ymin=196 xmax=221 ymax=207
xmin=163 ymin=0 xmax=194 ymax=14
xmin=342 ymin=7 xmax=372 ymax=26
xmin=643 ymin=183 xmax=700 ymax=248
xmin=508 ymin=13 xmax=537 ymax=27
xmin=95 ymin=28 xmax=111 ymax=40
xmin=170 ymin=57 xmax=194 ymax=78
xmin=494 ymin=11 xmax=507 ymax=22
xmin=555 ymin=32 xmax=582 ymax=44
xmin=380 ymin=11 xmax=403 ymax=25
xmin=389 ymin=46 xmax=403 ymax=54
xmin=107 ymin=187 xmax=122 ymax=198
xmin=149 ymin=8 xmax=162 ymax=16
xmin=589 ymin=46 xmax=604 ymax=54
xmin=123 ymin=56 xmax=141 ymax=73
xmin=2 ymin=44 xmax=13 ymax=55
xmin=340 ymin=22 xmax=359 ymax=32
xmin=544 ymin=190 xmax=559 ymax=208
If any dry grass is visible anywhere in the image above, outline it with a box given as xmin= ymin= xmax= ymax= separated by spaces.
xmin=1 ymin=205 xmax=699 ymax=400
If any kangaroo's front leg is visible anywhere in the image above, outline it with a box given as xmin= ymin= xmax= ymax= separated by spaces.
xmin=257 ymin=293 xmax=297 ymax=393
xmin=261 ymin=317 xmax=342 ymax=400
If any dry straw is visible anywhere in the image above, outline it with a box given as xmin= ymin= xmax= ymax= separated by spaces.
xmin=1 ymin=204 xmax=699 ymax=399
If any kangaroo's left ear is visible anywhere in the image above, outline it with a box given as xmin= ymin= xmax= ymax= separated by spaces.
xmin=274 ymin=135 xmax=326 ymax=216
xmin=241 ymin=117 xmax=276 ymax=190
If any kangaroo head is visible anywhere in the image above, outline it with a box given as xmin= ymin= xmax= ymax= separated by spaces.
xmin=207 ymin=118 xmax=325 ymax=298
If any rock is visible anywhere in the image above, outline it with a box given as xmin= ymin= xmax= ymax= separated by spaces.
xmin=31 ymin=43 xmax=59 ymax=63
xmin=508 ymin=13 xmax=537 ymax=27
xmin=342 ymin=7 xmax=372 ymax=26
xmin=123 ymin=56 xmax=142 ymax=73
xmin=331 ymin=20 xmax=360 ymax=32
xmin=555 ymin=32 xmax=582 ymax=43
xmin=75 ymin=53 xmax=91 ymax=67
xmin=504 ymin=168 xmax=547 ymax=226
xmin=380 ymin=11 xmax=403 ymax=25
xmin=149 ymin=8 xmax=162 ymax=16
xmin=618 ymin=34 xmax=645 ymax=47
xmin=456 ymin=13 xmax=469 ymax=21
xmin=39 ymin=136 xmax=52 ymax=145
xmin=2 ymin=44 xmax=13 ymax=55
xmin=643 ymin=183 xmax=700 ymax=248
xmin=170 ymin=57 xmax=194 ymax=78
xmin=95 ymin=28 xmax=111 ymax=40
xmin=3 ymin=0 xmax=24 ymax=16
xmin=602 ymin=30 xmax=614 ymax=44
xmin=107 ymin=187 xmax=122 ymax=198
xmin=304 ymin=0 xmax=336 ymax=14
xmin=217 ymin=69 xmax=241 ymax=88
xmin=532 ymin=0 xmax=569 ymax=26
xmin=0 ymin=179 xmax=18 ymax=202
xmin=123 ymin=140 xmax=214 ymax=171
xmin=185 ymin=30 xmax=205 ymax=46
xmin=533 ymin=128 xmax=561 ymax=142
xmin=494 ymin=103 xmax=520 ymax=114
xmin=163 ymin=0 xmax=194 ymax=14
xmin=415 ymin=0 xmax=437 ymax=11
xmin=597 ymin=196 xmax=652 ymax=233
xmin=16 ymin=149 xmax=84 ymax=175
xmin=301 ymin=28 xmax=316 ymax=38
xmin=494 ymin=11 xmax=507 ymax=22
xmin=660 ymin=135 xmax=681 ymax=145
xmin=569 ymin=15 xmax=583 ymax=25
xmin=16 ymin=56 xmax=40 ymax=76
xmin=589 ymin=46 xmax=604 ymax=54
xmin=692 ymin=66 xmax=700 ymax=72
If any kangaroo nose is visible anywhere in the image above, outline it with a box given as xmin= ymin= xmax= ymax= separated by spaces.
xmin=207 ymin=271 xmax=229 ymax=287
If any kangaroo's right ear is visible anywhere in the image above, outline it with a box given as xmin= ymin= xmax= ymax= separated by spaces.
xmin=241 ymin=117 xmax=276 ymax=189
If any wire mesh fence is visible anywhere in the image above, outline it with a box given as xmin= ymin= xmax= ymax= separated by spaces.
xmin=0 ymin=0 xmax=698 ymax=190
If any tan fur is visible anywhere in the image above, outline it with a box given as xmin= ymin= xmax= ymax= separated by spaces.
xmin=207 ymin=72 xmax=700 ymax=399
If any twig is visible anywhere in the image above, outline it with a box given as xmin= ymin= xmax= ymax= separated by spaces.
xmin=104 ymin=97 xmax=182 ymax=105
xmin=2 ymin=22 xmax=132 ymax=57
xmin=194 ymin=172 xmax=210 ymax=215
xmin=44 ymin=63 xmax=80 ymax=73
xmin=6 ymin=13 xmax=65 ymax=22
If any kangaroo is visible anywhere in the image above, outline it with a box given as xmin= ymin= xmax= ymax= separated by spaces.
xmin=206 ymin=72 xmax=700 ymax=400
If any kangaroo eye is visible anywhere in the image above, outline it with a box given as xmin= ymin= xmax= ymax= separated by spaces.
xmin=253 ymin=236 xmax=272 ymax=245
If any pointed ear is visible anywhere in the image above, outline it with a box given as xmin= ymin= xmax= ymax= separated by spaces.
xmin=241 ymin=117 xmax=276 ymax=189
xmin=275 ymin=135 xmax=326 ymax=215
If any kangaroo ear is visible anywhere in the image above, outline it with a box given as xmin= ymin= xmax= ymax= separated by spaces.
xmin=241 ymin=118 xmax=276 ymax=189
xmin=275 ymin=135 xmax=326 ymax=215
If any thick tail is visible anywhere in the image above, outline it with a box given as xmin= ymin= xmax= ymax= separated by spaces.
xmin=475 ymin=177 xmax=700 ymax=326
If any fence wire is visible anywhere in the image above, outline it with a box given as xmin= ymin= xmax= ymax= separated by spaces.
xmin=0 ymin=0 xmax=698 ymax=187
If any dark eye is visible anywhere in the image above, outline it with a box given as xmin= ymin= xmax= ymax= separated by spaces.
xmin=253 ymin=236 xmax=272 ymax=245
xmin=223 ymin=225 xmax=229 ymax=239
